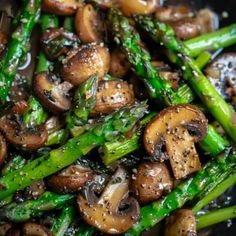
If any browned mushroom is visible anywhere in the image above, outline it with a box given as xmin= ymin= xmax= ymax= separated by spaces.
xmin=24 ymin=181 xmax=45 ymax=199
xmin=0 ymin=133 xmax=7 ymax=168
xmin=12 ymin=101 xmax=28 ymax=115
xmin=131 ymin=162 xmax=173 ymax=204
xmin=41 ymin=28 xmax=80 ymax=60
xmin=45 ymin=116 xmax=63 ymax=134
xmin=22 ymin=222 xmax=52 ymax=236
xmin=91 ymin=0 xmax=121 ymax=9
xmin=6 ymin=228 xmax=21 ymax=236
xmin=0 ymin=116 xmax=48 ymax=151
xmin=109 ymin=49 xmax=131 ymax=78
xmin=34 ymin=72 xmax=73 ymax=114
xmin=61 ymin=44 xmax=110 ymax=86
xmin=42 ymin=0 xmax=82 ymax=15
xmin=75 ymin=4 xmax=104 ymax=43
xmin=169 ymin=18 xmax=200 ymax=40
xmin=47 ymin=164 xmax=94 ymax=193
xmin=165 ymin=209 xmax=197 ymax=236
xmin=77 ymin=167 xmax=140 ymax=234
xmin=0 ymin=223 xmax=12 ymax=236
xmin=195 ymin=9 xmax=218 ymax=34
xmin=120 ymin=0 xmax=161 ymax=16
xmin=143 ymin=104 xmax=208 ymax=179
xmin=155 ymin=5 xmax=193 ymax=22
xmin=205 ymin=53 xmax=236 ymax=103
xmin=90 ymin=80 xmax=135 ymax=116
xmin=0 ymin=32 xmax=7 ymax=57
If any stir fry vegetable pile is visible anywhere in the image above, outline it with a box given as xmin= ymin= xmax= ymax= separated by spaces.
xmin=0 ymin=0 xmax=236 ymax=235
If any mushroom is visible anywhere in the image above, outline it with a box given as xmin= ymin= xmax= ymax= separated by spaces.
xmin=143 ymin=104 xmax=208 ymax=179
xmin=75 ymin=4 xmax=105 ymax=43
xmin=109 ymin=49 xmax=131 ymax=78
xmin=45 ymin=116 xmax=63 ymax=134
xmin=24 ymin=181 xmax=45 ymax=199
xmin=0 ymin=31 xmax=7 ymax=57
xmin=0 ymin=133 xmax=7 ymax=168
xmin=22 ymin=222 xmax=52 ymax=236
xmin=131 ymin=162 xmax=173 ymax=204
xmin=120 ymin=0 xmax=161 ymax=16
xmin=47 ymin=164 xmax=94 ymax=193
xmin=0 ymin=115 xmax=48 ymax=151
xmin=77 ymin=167 xmax=140 ymax=234
xmin=165 ymin=209 xmax=197 ymax=236
xmin=90 ymin=80 xmax=135 ymax=116
xmin=6 ymin=228 xmax=21 ymax=236
xmin=41 ymin=28 xmax=80 ymax=60
xmin=205 ymin=53 xmax=236 ymax=103
xmin=34 ymin=72 xmax=73 ymax=114
xmin=12 ymin=101 xmax=28 ymax=115
xmin=155 ymin=5 xmax=193 ymax=22
xmin=61 ymin=44 xmax=110 ymax=86
xmin=169 ymin=18 xmax=200 ymax=40
xmin=0 ymin=223 xmax=12 ymax=236
xmin=42 ymin=0 xmax=82 ymax=15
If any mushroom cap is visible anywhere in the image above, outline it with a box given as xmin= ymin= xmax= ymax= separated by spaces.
xmin=61 ymin=44 xmax=110 ymax=86
xmin=22 ymin=222 xmax=52 ymax=236
xmin=143 ymin=104 xmax=208 ymax=157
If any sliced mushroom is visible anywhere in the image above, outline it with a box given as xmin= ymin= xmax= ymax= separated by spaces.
xmin=0 ymin=32 xmax=7 ymax=57
xmin=77 ymin=167 xmax=140 ymax=234
xmin=109 ymin=49 xmax=131 ymax=78
xmin=169 ymin=18 xmax=200 ymax=40
xmin=0 ymin=116 xmax=48 ymax=151
xmin=90 ymin=80 xmax=135 ymax=116
xmin=22 ymin=222 xmax=52 ymax=236
xmin=75 ymin=4 xmax=104 ymax=43
xmin=165 ymin=209 xmax=197 ymax=236
xmin=131 ymin=162 xmax=173 ymax=204
xmin=155 ymin=5 xmax=193 ymax=22
xmin=41 ymin=28 xmax=80 ymax=60
xmin=120 ymin=0 xmax=161 ymax=16
xmin=6 ymin=228 xmax=21 ymax=236
xmin=0 ymin=223 xmax=12 ymax=236
xmin=205 ymin=53 xmax=236 ymax=103
xmin=47 ymin=164 xmax=94 ymax=193
xmin=195 ymin=9 xmax=218 ymax=34
xmin=45 ymin=116 xmax=63 ymax=134
xmin=42 ymin=0 xmax=82 ymax=15
xmin=34 ymin=72 xmax=72 ymax=114
xmin=12 ymin=101 xmax=28 ymax=115
xmin=24 ymin=181 xmax=45 ymax=199
xmin=0 ymin=133 xmax=7 ymax=168
xmin=61 ymin=44 xmax=110 ymax=86
xmin=91 ymin=0 xmax=121 ymax=9
xmin=144 ymin=104 xmax=207 ymax=179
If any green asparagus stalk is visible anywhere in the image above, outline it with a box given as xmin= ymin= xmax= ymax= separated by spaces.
xmin=45 ymin=129 xmax=69 ymax=146
xmin=184 ymin=23 xmax=236 ymax=57
xmin=125 ymin=148 xmax=236 ymax=235
xmin=22 ymin=96 xmax=48 ymax=127
xmin=66 ymin=75 xmax=98 ymax=128
xmin=0 ymin=0 xmax=42 ymax=101
xmin=100 ymin=111 xmax=157 ymax=165
xmin=135 ymin=15 xmax=236 ymax=142
xmin=192 ymin=171 xmax=236 ymax=213
xmin=108 ymin=8 xmax=193 ymax=105
xmin=195 ymin=51 xmax=211 ymax=70
xmin=0 ymin=102 xmax=147 ymax=200
xmin=0 ymin=191 xmax=74 ymax=222
xmin=63 ymin=16 xmax=75 ymax=32
xmin=196 ymin=205 xmax=236 ymax=230
xmin=51 ymin=206 xmax=75 ymax=236
xmin=76 ymin=224 xmax=95 ymax=236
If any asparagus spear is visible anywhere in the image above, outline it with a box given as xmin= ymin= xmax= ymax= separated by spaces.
xmin=195 ymin=51 xmax=211 ymax=70
xmin=0 ymin=102 xmax=147 ymax=200
xmin=135 ymin=15 xmax=236 ymax=142
xmin=108 ymin=8 xmax=229 ymax=158
xmin=0 ymin=0 xmax=42 ymax=101
xmin=184 ymin=23 xmax=236 ymax=57
xmin=196 ymin=205 xmax=236 ymax=230
xmin=22 ymin=96 xmax=48 ymax=127
xmin=192 ymin=171 xmax=236 ymax=213
xmin=125 ymin=148 xmax=236 ymax=235
xmin=63 ymin=16 xmax=75 ymax=32
xmin=66 ymin=75 xmax=98 ymax=128
xmin=45 ymin=129 xmax=69 ymax=146
xmin=0 ymin=191 xmax=74 ymax=222
xmin=51 ymin=206 xmax=75 ymax=236
xmin=108 ymin=8 xmax=193 ymax=105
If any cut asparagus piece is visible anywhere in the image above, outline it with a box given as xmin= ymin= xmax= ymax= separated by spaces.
xmin=0 ymin=0 xmax=42 ymax=101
